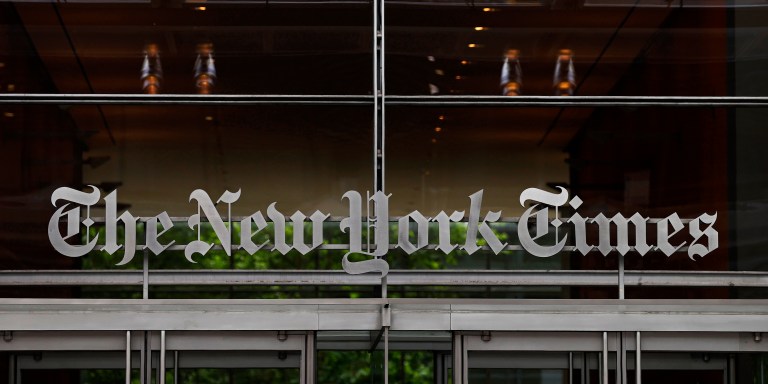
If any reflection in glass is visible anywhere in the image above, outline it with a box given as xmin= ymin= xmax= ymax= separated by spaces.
xmin=552 ymin=49 xmax=575 ymax=96
xmin=194 ymin=42 xmax=217 ymax=94
xmin=140 ymin=43 xmax=162 ymax=94
xmin=500 ymin=49 xmax=523 ymax=96
xmin=1 ymin=2 xmax=372 ymax=94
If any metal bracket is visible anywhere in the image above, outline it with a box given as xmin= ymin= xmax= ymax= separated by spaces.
xmin=277 ymin=331 xmax=288 ymax=342
xmin=3 ymin=331 xmax=13 ymax=342
xmin=381 ymin=303 xmax=391 ymax=327
xmin=481 ymin=331 xmax=492 ymax=342
xmin=369 ymin=327 xmax=385 ymax=352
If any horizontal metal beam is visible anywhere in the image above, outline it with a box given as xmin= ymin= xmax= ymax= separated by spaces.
xmin=386 ymin=95 xmax=768 ymax=107
xmin=0 ymin=269 xmax=766 ymax=287
xmin=2 ymin=94 xmax=768 ymax=107
xmin=0 ymin=94 xmax=373 ymax=105
xmin=0 ymin=298 xmax=766 ymax=332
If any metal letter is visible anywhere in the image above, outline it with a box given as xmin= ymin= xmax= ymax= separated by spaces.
xmin=656 ymin=213 xmax=686 ymax=257
xmin=592 ymin=213 xmax=650 ymax=256
xmin=185 ymin=189 xmax=240 ymax=262
xmin=397 ymin=210 xmax=430 ymax=254
xmin=463 ymin=190 xmax=507 ymax=255
xmin=48 ymin=186 xmax=100 ymax=258
xmin=567 ymin=212 xmax=592 ymax=255
xmin=342 ymin=191 xmax=390 ymax=276
xmin=290 ymin=210 xmax=330 ymax=255
xmin=267 ymin=203 xmax=291 ymax=255
xmin=239 ymin=212 xmax=269 ymax=254
xmin=146 ymin=212 xmax=175 ymax=255
xmin=517 ymin=187 xmax=568 ymax=258
xmin=688 ymin=212 xmax=718 ymax=260
xmin=104 ymin=190 xmax=139 ymax=265
xmin=340 ymin=191 xmax=363 ymax=253
xmin=432 ymin=211 xmax=464 ymax=254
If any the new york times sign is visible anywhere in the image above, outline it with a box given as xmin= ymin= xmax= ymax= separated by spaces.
xmin=48 ymin=186 xmax=718 ymax=276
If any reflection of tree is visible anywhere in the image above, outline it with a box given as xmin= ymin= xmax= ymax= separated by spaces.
xmin=82 ymin=220 xmax=479 ymax=299
xmin=78 ymin=220 xmax=495 ymax=384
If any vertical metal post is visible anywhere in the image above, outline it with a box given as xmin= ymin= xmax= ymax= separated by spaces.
xmin=373 ymin=0 xmax=385 ymax=194
xmin=602 ymin=332 xmax=608 ymax=384
xmin=144 ymin=331 xmax=152 ymax=384
xmin=616 ymin=332 xmax=627 ymax=384
xmin=635 ymin=332 xmax=641 ymax=384
xmin=599 ymin=352 xmax=603 ymax=384
xmin=304 ymin=332 xmax=316 ymax=384
xmin=384 ymin=327 xmax=389 ymax=384
xmin=126 ymin=331 xmax=132 ymax=384
xmin=569 ymin=352 xmax=574 ymax=384
xmin=8 ymin=354 xmax=16 ymax=384
xmin=582 ymin=352 xmax=588 ymax=384
xmin=14 ymin=360 xmax=20 ymax=384
xmin=618 ymin=256 xmax=625 ymax=300
xmin=143 ymin=249 xmax=149 ymax=300
xmin=382 ymin=276 xmax=387 ymax=299
xmin=160 ymin=331 xmax=166 ymax=384
xmin=140 ymin=332 xmax=146 ymax=384
xmin=435 ymin=353 xmax=445 ymax=384
xmin=174 ymin=351 xmax=179 ymax=384
xmin=729 ymin=354 xmax=736 ymax=384
xmin=760 ymin=353 xmax=765 ymax=384
xmin=300 ymin=333 xmax=306 ymax=384
xmin=453 ymin=333 xmax=466 ymax=384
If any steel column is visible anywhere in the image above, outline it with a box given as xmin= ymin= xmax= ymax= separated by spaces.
xmin=160 ymin=331 xmax=166 ymax=384
xmin=453 ymin=333 xmax=467 ymax=384
xmin=603 ymin=332 xmax=608 ymax=384
xmin=304 ymin=332 xmax=316 ymax=384
xmin=636 ymin=331 xmax=641 ymax=384
xmin=125 ymin=331 xmax=131 ymax=384
xmin=384 ymin=327 xmax=389 ymax=384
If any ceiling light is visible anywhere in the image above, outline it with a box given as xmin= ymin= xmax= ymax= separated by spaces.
xmin=194 ymin=6 xmax=206 ymax=10
xmin=553 ymin=49 xmax=576 ymax=96
xmin=474 ymin=27 xmax=488 ymax=31
xmin=501 ymin=49 xmax=522 ymax=96
xmin=482 ymin=7 xmax=495 ymax=11
xmin=435 ymin=127 xmax=442 ymax=132
xmin=431 ymin=138 xmax=437 ymax=143
xmin=7 ymin=84 xmax=15 ymax=92
xmin=195 ymin=43 xmax=217 ymax=94
xmin=438 ymin=115 xmax=445 ymax=121
xmin=427 ymin=55 xmax=435 ymax=62
xmin=435 ymin=69 xmax=444 ymax=76
xmin=460 ymin=60 xmax=470 ymax=65
xmin=467 ymin=43 xmax=478 ymax=48
xmin=205 ymin=116 xmax=214 ymax=121
xmin=3 ymin=112 xmax=14 ymax=118
xmin=455 ymin=75 xmax=464 ymax=80
xmin=141 ymin=43 xmax=162 ymax=94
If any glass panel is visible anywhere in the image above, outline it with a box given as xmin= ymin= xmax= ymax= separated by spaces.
xmin=0 ymin=2 xmax=372 ymax=94
xmin=386 ymin=105 xmax=765 ymax=298
xmin=468 ymin=351 xmax=569 ymax=384
xmin=0 ymin=104 xmax=371 ymax=298
xmin=177 ymin=368 xmax=300 ymax=384
xmin=385 ymin=2 xmax=767 ymax=97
